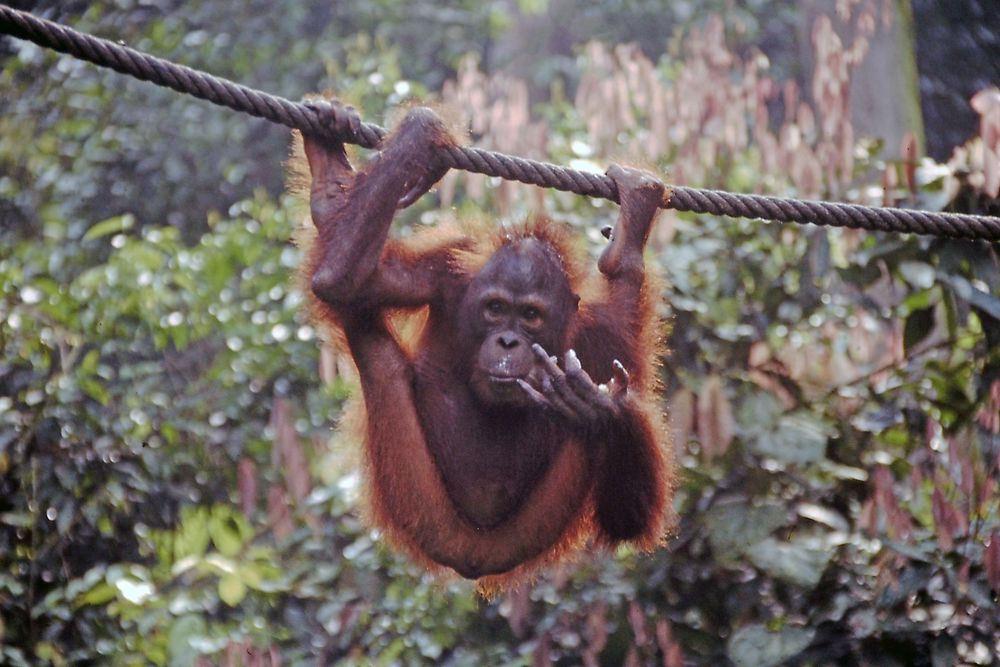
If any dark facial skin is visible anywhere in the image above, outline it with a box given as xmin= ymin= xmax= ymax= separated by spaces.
xmin=462 ymin=239 xmax=577 ymax=408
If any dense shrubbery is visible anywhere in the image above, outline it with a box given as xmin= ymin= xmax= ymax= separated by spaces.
xmin=2 ymin=1 xmax=998 ymax=665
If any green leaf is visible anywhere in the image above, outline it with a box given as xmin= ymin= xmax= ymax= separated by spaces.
xmin=79 ymin=582 xmax=116 ymax=607
xmin=902 ymin=287 xmax=935 ymax=312
xmin=899 ymin=261 xmax=935 ymax=289
xmin=82 ymin=214 xmax=134 ymax=241
xmin=218 ymin=573 xmax=246 ymax=606
xmin=704 ymin=499 xmax=786 ymax=563
xmin=79 ymin=377 xmax=110 ymax=405
xmin=0 ymin=512 xmax=33 ymax=528
xmin=796 ymin=503 xmax=849 ymax=531
xmin=79 ymin=349 xmax=100 ymax=375
xmin=239 ymin=563 xmax=264 ymax=590
xmin=751 ymin=413 xmax=830 ymax=465
xmin=903 ymin=307 xmax=935 ymax=354
xmin=518 ymin=0 xmax=548 ymax=14
xmin=728 ymin=624 xmax=816 ymax=667
xmin=746 ymin=536 xmax=834 ymax=588
xmin=173 ymin=508 xmax=210 ymax=562
xmin=122 ymin=242 xmax=167 ymax=272
xmin=939 ymin=273 xmax=1000 ymax=319
xmin=209 ymin=511 xmax=251 ymax=557
xmin=0 ymin=574 xmax=25 ymax=596
xmin=168 ymin=615 xmax=205 ymax=667
xmin=34 ymin=643 xmax=58 ymax=662
xmin=738 ymin=392 xmax=784 ymax=437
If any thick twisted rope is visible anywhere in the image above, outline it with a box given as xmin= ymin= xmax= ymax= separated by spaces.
xmin=2 ymin=5 xmax=999 ymax=241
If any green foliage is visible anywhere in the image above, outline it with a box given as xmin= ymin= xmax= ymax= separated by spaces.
xmin=2 ymin=1 xmax=999 ymax=666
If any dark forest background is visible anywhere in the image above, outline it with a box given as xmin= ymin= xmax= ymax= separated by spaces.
xmin=2 ymin=1 xmax=999 ymax=665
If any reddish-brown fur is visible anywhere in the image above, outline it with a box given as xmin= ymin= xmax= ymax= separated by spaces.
xmin=290 ymin=103 xmax=675 ymax=591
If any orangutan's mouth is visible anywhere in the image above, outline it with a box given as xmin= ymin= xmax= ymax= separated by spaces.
xmin=488 ymin=375 xmax=521 ymax=385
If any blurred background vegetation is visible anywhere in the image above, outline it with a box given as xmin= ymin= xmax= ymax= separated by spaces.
xmin=2 ymin=0 xmax=999 ymax=665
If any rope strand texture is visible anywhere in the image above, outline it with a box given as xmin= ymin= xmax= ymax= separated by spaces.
xmin=2 ymin=4 xmax=999 ymax=241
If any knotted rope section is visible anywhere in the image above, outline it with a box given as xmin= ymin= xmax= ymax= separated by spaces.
xmin=2 ymin=4 xmax=999 ymax=241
